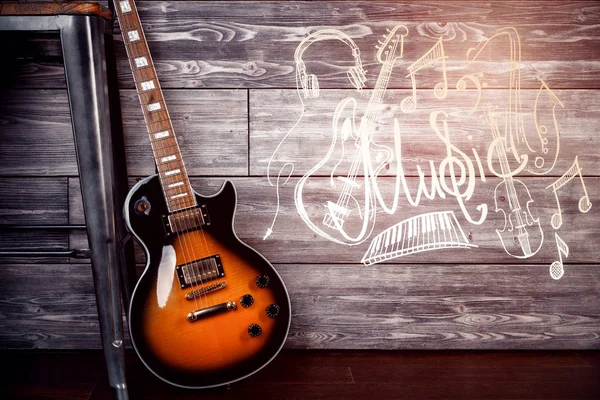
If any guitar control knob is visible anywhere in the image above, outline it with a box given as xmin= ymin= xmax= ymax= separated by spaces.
xmin=240 ymin=294 xmax=254 ymax=308
xmin=248 ymin=324 xmax=262 ymax=337
xmin=266 ymin=304 xmax=280 ymax=318
xmin=134 ymin=196 xmax=151 ymax=216
xmin=255 ymin=274 xmax=270 ymax=288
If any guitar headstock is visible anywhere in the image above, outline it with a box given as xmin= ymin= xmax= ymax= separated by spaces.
xmin=376 ymin=24 xmax=409 ymax=64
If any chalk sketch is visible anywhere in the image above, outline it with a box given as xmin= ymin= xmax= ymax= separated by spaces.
xmin=264 ymin=24 xmax=592 ymax=277
xmin=550 ymin=233 xmax=569 ymax=280
xmin=293 ymin=24 xmax=408 ymax=245
xmin=401 ymin=37 xmax=448 ymax=113
xmin=547 ymin=156 xmax=592 ymax=230
xmin=265 ymin=28 xmax=367 ymax=240
xmin=362 ymin=211 xmax=477 ymax=265
xmin=483 ymin=105 xmax=544 ymax=259
xmin=529 ymin=80 xmax=565 ymax=174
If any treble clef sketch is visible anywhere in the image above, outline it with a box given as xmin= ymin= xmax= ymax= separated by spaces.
xmin=294 ymin=24 xmax=408 ymax=245
xmin=483 ymin=105 xmax=544 ymax=259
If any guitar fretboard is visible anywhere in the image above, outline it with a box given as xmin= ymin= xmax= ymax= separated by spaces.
xmin=114 ymin=0 xmax=196 ymax=212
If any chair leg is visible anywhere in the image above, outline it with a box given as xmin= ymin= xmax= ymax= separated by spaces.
xmin=61 ymin=15 xmax=129 ymax=400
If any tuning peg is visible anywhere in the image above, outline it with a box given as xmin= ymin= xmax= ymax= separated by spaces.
xmin=377 ymin=40 xmax=384 ymax=45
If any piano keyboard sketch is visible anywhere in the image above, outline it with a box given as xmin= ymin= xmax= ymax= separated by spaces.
xmin=264 ymin=25 xmax=592 ymax=278
xmin=362 ymin=211 xmax=476 ymax=266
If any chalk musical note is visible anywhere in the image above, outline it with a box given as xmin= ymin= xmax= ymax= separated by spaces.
xmin=401 ymin=37 xmax=448 ymax=113
xmin=550 ymin=232 xmax=569 ymax=280
xmin=546 ymin=156 xmax=592 ymax=230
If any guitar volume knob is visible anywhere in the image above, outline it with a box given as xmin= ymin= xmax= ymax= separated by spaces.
xmin=266 ymin=304 xmax=280 ymax=318
xmin=240 ymin=294 xmax=254 ymax=308
xmin=248 ymin=324 xmax=262 ymax=337
xmin=255 ymin=274 xmax=270 ymax=288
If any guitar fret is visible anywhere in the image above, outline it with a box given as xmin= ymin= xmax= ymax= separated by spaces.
xmin=171 ymin=192 xmax=189 ymax=200
xmin=151 ymin=140 xmax=178 ymax=152
xmin=153 ymin=145 xmax=180 ymax=159
xmin=125 ymin=41 xmax=149 ymax=58
xmin=144 ymin=110 xmax=169 ymax=125
xmin=146 ymin=120 xmax=172 ymax=134
xmin=163 ymin=168 xmax=181 ymax=177
xmin=119 ymin=1 xmax=132 ymax=13
xmin=157 ymin=161 xmax=184 ymax=173
xmin=116 ymin=0 xmax=196 ymax=212
xmin=140 ymin=80 xmax=156 ymax=91
xmin=133 ymin=56 xmax=149 ymax=68
xmin=127 ymin=30 xmax=141 ymax=43
xmin=152 ymin=130 xmax=170 ymax=140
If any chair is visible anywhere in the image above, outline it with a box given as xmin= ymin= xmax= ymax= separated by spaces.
xmin=0 ymin=2 xmax=131 ymax=399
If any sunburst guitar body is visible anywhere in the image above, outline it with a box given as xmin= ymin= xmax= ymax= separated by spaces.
xmin=125 ymin=176 xmax=291 ymax=388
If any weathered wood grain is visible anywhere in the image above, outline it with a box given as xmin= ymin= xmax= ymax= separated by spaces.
xmin=0 ymin=263 xmax=597 ymax=349
xmin=1 ymin=0 xmax=599 ymax=352
xmin=0 ymin=178 xmax=69 ymax=264
xmin=67 ymin=176 xmax=600 ymax=265
xmin=2 ymin=88 xmax=598 ymax=177
xmin=4 ymin=1 xmax=600 ymax=89
xmin=0 ymin=178 xmax=67 ymax=224
xmin=0 ymin=89 xmax=248 ymax=176
xmin=250 ymin=89 xmax=600 ymax=178
xmin=0 ymin=264 xmax=102 ymax=349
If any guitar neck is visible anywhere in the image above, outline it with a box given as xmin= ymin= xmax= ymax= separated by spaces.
xmin=114 ymin=0 xmax=196 ymax=212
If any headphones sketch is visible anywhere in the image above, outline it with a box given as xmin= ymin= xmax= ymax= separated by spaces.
xmin=294 ymin=29 xmax=367 ymax=98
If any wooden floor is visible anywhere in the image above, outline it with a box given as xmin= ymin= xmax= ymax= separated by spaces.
xmin=0 ymin=350 xmax=598 ymax=399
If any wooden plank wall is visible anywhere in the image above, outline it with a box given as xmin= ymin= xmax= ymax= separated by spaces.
xmin=1 ymin=1 xmax=599 ymax=350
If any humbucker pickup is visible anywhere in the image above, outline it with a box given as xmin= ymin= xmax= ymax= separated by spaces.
xmin=164 ymin=205 xmax=210 ymax=235
xmin=175 ymin=254 xmax=225 ymax=289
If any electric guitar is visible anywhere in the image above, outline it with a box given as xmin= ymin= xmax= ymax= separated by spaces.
xmin=115 ymin=0 xmax=291 ymax=388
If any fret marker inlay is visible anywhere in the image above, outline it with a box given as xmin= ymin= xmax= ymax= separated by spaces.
xmin=134 ymin=57 xmax=148 ymax=68
xmin=168 ymin=182 xmax=185 ymax=188
xmin=154 ymin=131 xmax=170 ymax=139
xmin=128 ymin=30 xmax=141 ymax=42
xmin=164 ymin=169 xmax=181 ymax=176
xmin=161 ymin=155 xmax=177 ymax=163
xmin=120 ymin=1 xmax=132 ymax=13
xmin=171 ymin=193 xmax=188 ymax=200
xmin=148 ymin=102 xmax=162 ymax=112
xmin=141 ymin=81 xmax=156 ymax=91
